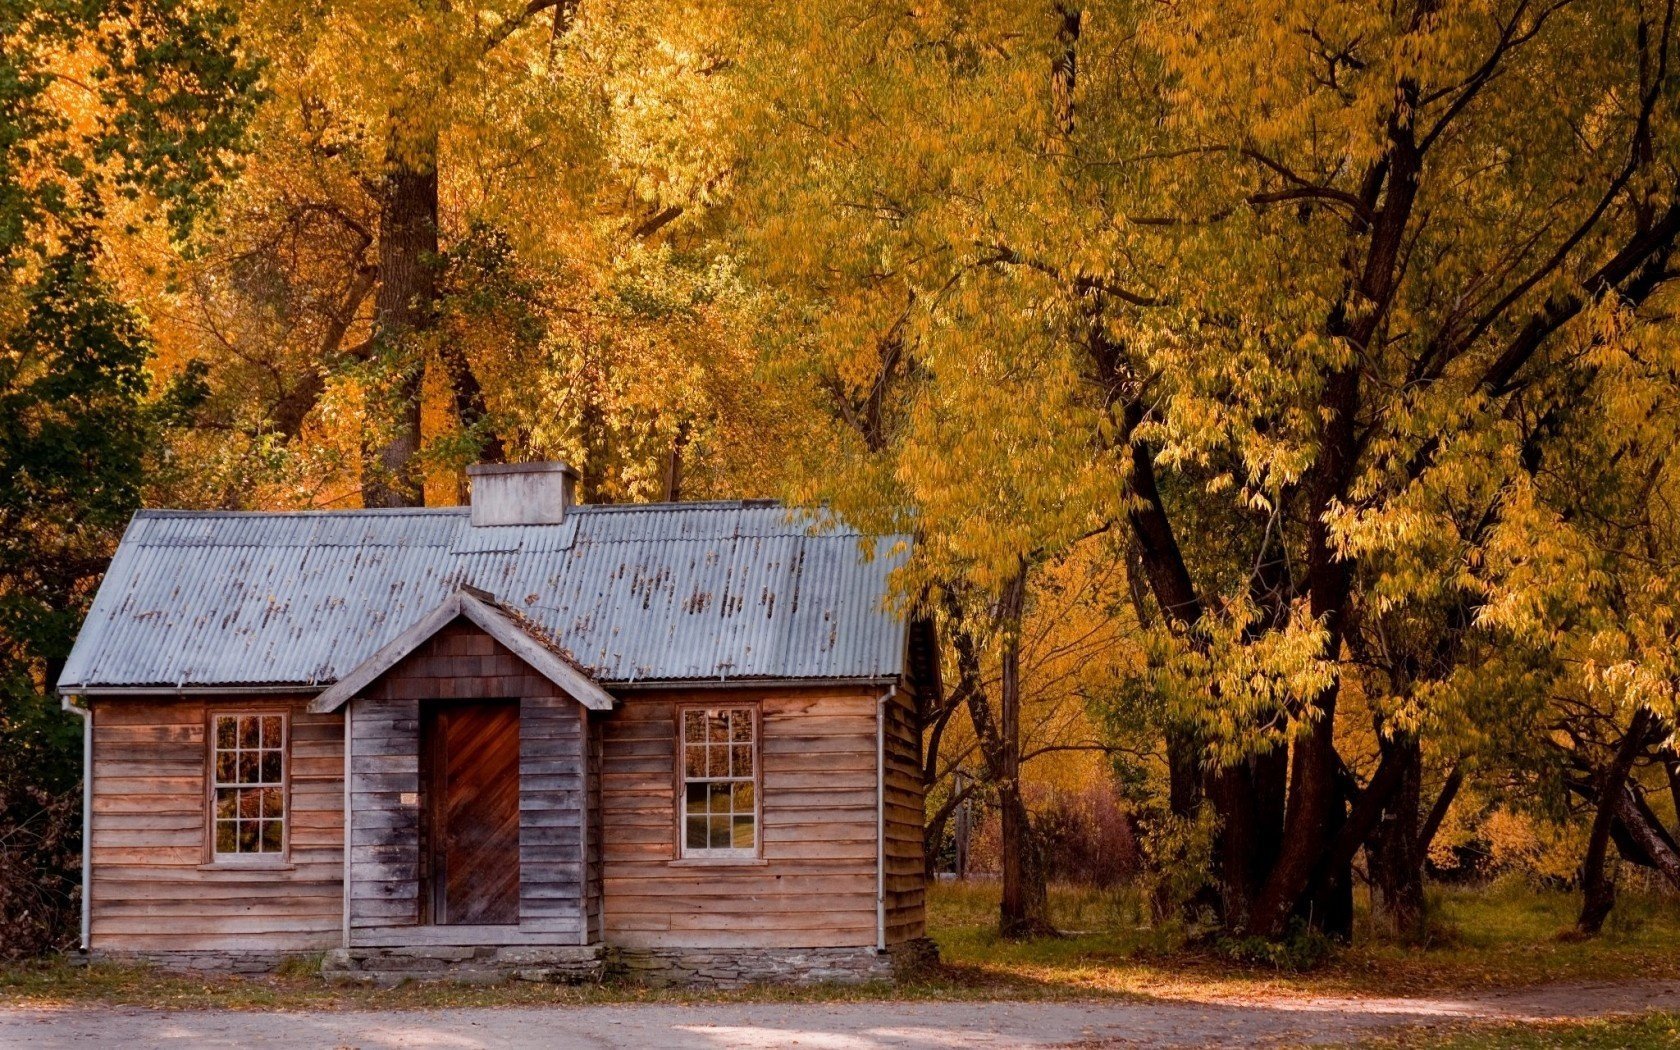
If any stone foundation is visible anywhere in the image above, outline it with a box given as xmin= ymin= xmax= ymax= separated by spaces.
xmin=321 ymin=945 xmax=606 ymax=986
xmin=610 ymin=938 xmax=941 ymax=988
xmin=96 ymin=938 xmax=940 ymax=988
xmin=91 ymin=949 xmax=316 ymax=975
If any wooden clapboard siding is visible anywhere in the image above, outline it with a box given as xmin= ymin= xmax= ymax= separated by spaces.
xmin=87 ymin=695 xmax=344 ymax=953
xmin=347 ymin=618 xmax=589 ymax=946
xmin=599 ymin=685 xmax=896 ymax=950
xmin=519 ymin=684 xmax=587 ymax=942
xmin=881 ymin=684 xmax=926 ymax=943
xmin=585 ymin=713 xmax=604 ymax=943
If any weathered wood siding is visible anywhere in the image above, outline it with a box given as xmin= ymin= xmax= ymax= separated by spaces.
xmin=87 ymin=695 xmax=343 ymax=953
xmin=347 ymin=618 xmax=590 ymax=947
xmin=586 ymin=713 xmax=605 ymax=943
xmin=599 ymin=685 xmax=910 ymax=949
xmin=881 ymin=684 xmax=926 ymax=943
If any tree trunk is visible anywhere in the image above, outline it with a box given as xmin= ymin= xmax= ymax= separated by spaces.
xmin=1578 ymin=708 xmax=1653 ymax=936
xmin=1369 ymin=734 xmax=1427 ymax=941
xmin=1419 ymin=762 xmax=1464 ymax=856
xmin=363 ymin=130 xmax=440 ymax=508
xmin=1610 ymin=779 xmax=1680 ymax=892
xmin=1207 ymin=745 xmax=1286 ymax=928
xmin=994 ymin=568 xmax=1054 ymax=938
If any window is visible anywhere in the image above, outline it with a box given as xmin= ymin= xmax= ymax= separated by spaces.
xmin=211 ymin=713 xmax=286 ymax=857
xmin=680 ymin=707 xmax=757 ymax=856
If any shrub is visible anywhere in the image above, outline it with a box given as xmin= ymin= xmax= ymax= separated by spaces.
xmin=965 ymin=780 xmax=1141 ymax=887
xmin=0 ymin=691 xmax=82 ymax=960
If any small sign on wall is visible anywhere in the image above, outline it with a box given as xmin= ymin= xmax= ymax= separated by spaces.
xmin=399 ymin=792 xmax=419 ymax=806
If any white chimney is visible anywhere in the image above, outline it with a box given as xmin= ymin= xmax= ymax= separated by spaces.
xmin=467 ymin=462 xmax=579 ymax=526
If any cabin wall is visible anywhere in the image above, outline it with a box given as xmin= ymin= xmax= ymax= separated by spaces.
xmin=599 ymin=684 xmax=898 ymax=950
xmin=586 ymin=714 xmax=605 ymax=943
xmin=86 ymin=695 xmax=343 ymax=960
xmin=346 ymin=618 xmax=589 ymax=947
xmin=881 ymin=683 xmax=926 ymax=944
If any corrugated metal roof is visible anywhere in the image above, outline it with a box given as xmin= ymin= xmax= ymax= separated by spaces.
xmin=59 ymin=502 xmax=912 ymax=691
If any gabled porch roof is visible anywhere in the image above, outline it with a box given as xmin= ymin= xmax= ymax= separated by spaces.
xmin=309 ymin=587 xmax=615 ymax=714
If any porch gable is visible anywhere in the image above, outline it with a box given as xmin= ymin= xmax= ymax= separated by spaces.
xmin=342 ymin=615 xmax=600 ymax=949
xmin=311 ymin=587 xmax=614 ymax=715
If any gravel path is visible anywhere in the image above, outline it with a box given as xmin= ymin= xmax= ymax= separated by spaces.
xmin=4 ymin=980 xmax=1678 ymax=1048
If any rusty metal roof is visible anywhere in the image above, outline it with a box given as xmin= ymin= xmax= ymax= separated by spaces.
xmin=58 ymin=502 xmax=913 ymax=692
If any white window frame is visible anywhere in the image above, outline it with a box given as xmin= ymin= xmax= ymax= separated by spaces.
xmin=677 ymin=705 xmax=760 ymax=860
xmin=208 ymin=711 xmax=289 ymax=862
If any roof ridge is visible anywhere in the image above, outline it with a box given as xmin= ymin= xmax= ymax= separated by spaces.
xmin=133 ymin=507 xmax=465 ymax=519
xmin=130 ymin=499 xmax=802 ymax=520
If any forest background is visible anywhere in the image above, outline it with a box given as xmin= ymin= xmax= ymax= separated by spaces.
xmin=6 ymin=0 xmax=1680 ymax=962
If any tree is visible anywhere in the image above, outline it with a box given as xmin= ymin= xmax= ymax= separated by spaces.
xmin=0 ymin=0 xmax=255 ymax=955
xmin=730 ymin=0 xmax=1680 ymax=939
xmin=174 ymin=0 xmax=777 ymax=508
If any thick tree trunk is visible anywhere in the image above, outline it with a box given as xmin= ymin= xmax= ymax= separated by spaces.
xmin=1369 ymin=734 xmax=1427 ymax=941
xmin=1207 ymin=746 xmax=1287 ymax=927
xmin=363 ymin=131 xmax=440 ymax=508
xmin=1578 ymin=708 xmax=1653 ymax=936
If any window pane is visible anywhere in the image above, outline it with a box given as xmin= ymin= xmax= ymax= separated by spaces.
xmin=237 ymin=751 xmax=257 ymax=784
xmin=215 ymin=751 xmax=236 ymax=784
xmin=215 ymin=789 xmax=237 ymax=820
xmin=708 ymin=783 xmax=731 ymax=814
xmin=237 ymin=820 xmax=258 ymax=852
xmin=260 ymin=787 xmax=284 ymax=819
xmin=260 ymin=820 xmax=283 ymax=853
xmin=260 ymin=750 xmax=282 ymax=784
xmin=240 ymin=788 xmax=263 ymax=819
xmin=260 ymin=716 xmax=282 ymax=749
xmin=680 ymin=707 xmax=756 ymax=854
xmin=238 ymin=716 xmax=260 ymax=749
xmin=216 ymin=820 xmax=237 ymax=853
xmin=216 ymin=717 xmax=236 ymax=749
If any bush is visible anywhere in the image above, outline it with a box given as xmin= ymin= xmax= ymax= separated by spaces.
xmin=965 ymin=780 xmax=1141 ymax=887
xmin=1214 ymin=919 xmax=1337 ymax=971
xmin=0 ymin=690 xmax=82 ymax=960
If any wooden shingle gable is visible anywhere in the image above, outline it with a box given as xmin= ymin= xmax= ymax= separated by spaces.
xmin=309 ymin=588 xmax=615 ymax=714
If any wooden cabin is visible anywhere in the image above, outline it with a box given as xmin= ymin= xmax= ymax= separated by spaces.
xmin=57 ymin=463 xmax=937 ymax=984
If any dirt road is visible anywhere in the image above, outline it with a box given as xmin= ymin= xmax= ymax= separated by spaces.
xmin=4 ymin=979 xmax=1678 ymax=1048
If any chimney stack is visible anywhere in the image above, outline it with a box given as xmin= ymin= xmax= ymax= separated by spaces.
xmin=466 ymin=462 xmax=579 ymax=526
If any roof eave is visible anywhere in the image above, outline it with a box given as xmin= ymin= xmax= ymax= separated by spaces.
xmin=607 ymin=674 xmax=902 ymax=691
xmin=56 ymin=683 xmax=327 ymax=698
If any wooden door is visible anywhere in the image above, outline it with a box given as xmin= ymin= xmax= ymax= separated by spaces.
xmin=425 ymin=700 xmax=520 ymax=925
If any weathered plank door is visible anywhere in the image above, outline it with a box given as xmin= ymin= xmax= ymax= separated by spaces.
xmin=425 ymin=700 xmax=521 ymax=925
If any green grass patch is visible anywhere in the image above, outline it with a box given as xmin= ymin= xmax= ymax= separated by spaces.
xmin=1371 ymin=1012 xmax=1680 ymax=1048
xmin=927 ymin=877 xmax=1680 ymax=998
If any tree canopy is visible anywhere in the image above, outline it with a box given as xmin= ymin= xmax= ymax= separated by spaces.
xmin=8 ymin=0 xmax=1680 ymax=951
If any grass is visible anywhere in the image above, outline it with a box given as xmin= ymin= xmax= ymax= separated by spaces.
xmin=3 ymin=879 xmax=1679 ymax=1013
xmin=926 ymin=876 xmax=1680 ymax=999
xmin=1368 ymin=1013 xmax=1680 ymax=1048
